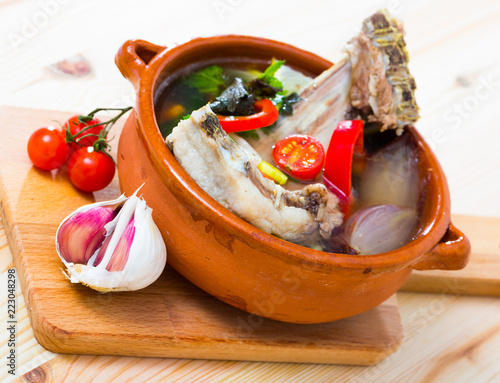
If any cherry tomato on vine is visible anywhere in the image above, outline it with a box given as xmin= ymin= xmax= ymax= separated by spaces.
xmin=272 ymin=134 xmax=325 ymax=181
xmin=64 ymin=115 xmax=105 ymax=149
xmin=67 ymin=147 xmax=115 ymax=192
xmin=27 ymin=126 xmax=70 ymax=171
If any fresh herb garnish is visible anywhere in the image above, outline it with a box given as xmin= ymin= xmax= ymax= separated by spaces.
xmin=236 ymin=130 xmax=261 ymax=140
xmin=235 ymin=120 xmax=276 ymax=139
xmin=246 ymin=59 xmax=285 ymax=100
xmin=167 ymin=60 xmax=301 ymax=139
xmin=181 ymin=114 xmax=191 ymax=120
xmin=261 ymin=123 xmax=276 ymax=136
xmin=246 ymin=79 xmax=282 ymax=99
xmin=275 ymin=92 xmax=301 ymax=116
xmin=184 ymin=65 xmax=228 ymax=95
xmin=258 ymin=59 xmax=285 ymax=89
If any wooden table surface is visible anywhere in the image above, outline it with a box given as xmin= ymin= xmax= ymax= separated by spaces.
xmin=1 ymin=0 xmax=499 ymax=381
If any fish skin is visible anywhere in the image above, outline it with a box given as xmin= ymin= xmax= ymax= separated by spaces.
xmin=167 ymin=105 xmax=342 ymax=245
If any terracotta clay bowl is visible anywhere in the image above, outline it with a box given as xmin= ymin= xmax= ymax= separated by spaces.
xmin=115 ymin=36 xmax=470 ymax=324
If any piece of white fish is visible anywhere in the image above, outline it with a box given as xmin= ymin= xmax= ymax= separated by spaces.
xmin=167 ymin=105 xmax=342 ymax=245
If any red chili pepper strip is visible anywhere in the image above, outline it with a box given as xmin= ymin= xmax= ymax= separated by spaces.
xmin=217 ymin=99 xmax=279 ymax=133
xmin=272 ymin=134 xmax=325 ymax=182
xmin=323 ymin=120 xmax=364 ymax=199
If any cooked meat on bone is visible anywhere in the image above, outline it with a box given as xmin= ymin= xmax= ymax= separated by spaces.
xmin=167 ymin=105 xmax=343 ymax=245
xmin=248 ymin=9 xmax=419 ymax=160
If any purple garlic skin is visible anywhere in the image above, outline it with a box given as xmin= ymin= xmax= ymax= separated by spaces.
xmin=55 ymin=190 xmax=167 ymax=293
xmin=57 ymin=207 xmax=114 ymax=264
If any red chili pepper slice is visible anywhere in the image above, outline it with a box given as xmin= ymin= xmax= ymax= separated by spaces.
xmin=323 ymin=120 xmax=364 ymax=200
xmin=272 ymin=134 xmax=325 ymax=182
xmin=217 ymin=99 xmax=279 ymax=133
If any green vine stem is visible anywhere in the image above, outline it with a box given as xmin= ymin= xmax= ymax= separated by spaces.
xmin=65 ymin=106 xmax=132 ymax=151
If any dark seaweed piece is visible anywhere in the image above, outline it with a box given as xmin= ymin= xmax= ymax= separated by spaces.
xmin=246 ymin=78 xmax=282 ymax=99
xmin=277 ymin=92 xmax=301 ymax=116
xmin=246 ymin=59 xmax=285 ymax=99
xmin=235 ymin=92 xmax=301 ymax=139
xmin=209 ymin=78 xmax=255 ymax=116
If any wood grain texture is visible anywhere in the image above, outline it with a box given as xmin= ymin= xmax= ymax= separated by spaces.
xmin=0 ymin=218 xmax=57 ymax=380
xmin=0 ymin=0 xmax=499 ymax=380
xmin=11 ymin=293 xmax=500 ymax=383
xmin=0 ymin=106 xmax=403 ymax=365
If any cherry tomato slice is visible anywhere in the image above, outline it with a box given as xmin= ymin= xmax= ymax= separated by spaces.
xmin=272 ymin=134 xmax=325 ymax=181
xmin=217 ymin=99 xmax=279 ymax=133
xmin=67 ymin=147 xmax=115 ymax=192
xmin=27 ymin=126 xmax=70 ymax=171
xmin=64 ymin=115 xmax=105 ymax=149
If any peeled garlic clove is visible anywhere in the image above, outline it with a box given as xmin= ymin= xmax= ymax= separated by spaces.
xmin=55 ymin=189 xmax=167 ymax=292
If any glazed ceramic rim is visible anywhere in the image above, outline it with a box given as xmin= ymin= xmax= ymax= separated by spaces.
xmin=133 ymin=35 xmax=450 ymax=271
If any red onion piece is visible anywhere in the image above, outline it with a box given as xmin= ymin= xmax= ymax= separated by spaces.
xmin=344 ymin=204 xmax=417 ymax=255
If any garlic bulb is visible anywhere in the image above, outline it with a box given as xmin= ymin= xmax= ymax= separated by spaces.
xmin=55 ymin=188 xmax=167 ymax=292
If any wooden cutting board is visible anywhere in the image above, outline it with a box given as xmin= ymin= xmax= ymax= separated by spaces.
xmin=0 ymin=106 xmax=403 ymax=365
xmin=0 ymin=106 xmax=497 ymax=365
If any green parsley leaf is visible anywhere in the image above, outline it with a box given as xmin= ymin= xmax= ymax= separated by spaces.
xmin=184 ymin=65 xmax=228 ymax=95
xmin=258 ymin=59 xmax=285 ymax=89
xmin=236 ymin=130 xmax=260 ymax=140
xmin=261 ymin=122 xmax=276 ymax=135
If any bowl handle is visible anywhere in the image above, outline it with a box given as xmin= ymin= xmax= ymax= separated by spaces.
xmin=115 ymin=39 xmax=165 ymax=88
xmin=412 ymin=223 xmax=471 ymax=271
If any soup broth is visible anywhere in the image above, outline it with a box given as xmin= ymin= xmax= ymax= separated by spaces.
xmin=155 ymin=63 xmax=265 ymax=138
xmin=157 ymin=63 xmax=421 ymax=255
